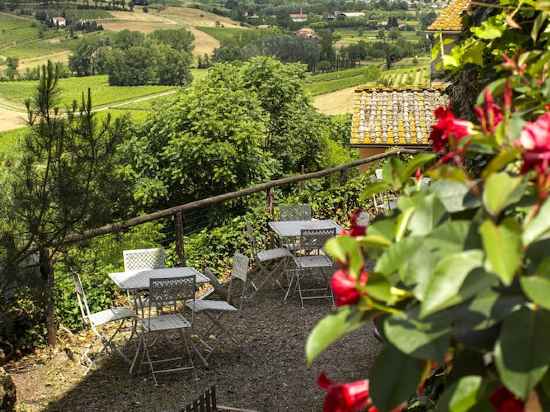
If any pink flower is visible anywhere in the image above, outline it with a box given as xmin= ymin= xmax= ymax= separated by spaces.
xmin=518 ymin=112 xmax=550 ymax=174
xmin=475 ymin=88 xmax=503 ymax=134
xmin=331 ymin=269 xmax=368 ymax=307
xmin=429 ymin=107 xmax=472 ymax=153
xmin=341 ymin=209 xmax=369 ymax=237
xmin=490 ymin=387 xmax=524 ymax=412
xmin=318 ymin=373 xmax=371 ymax=412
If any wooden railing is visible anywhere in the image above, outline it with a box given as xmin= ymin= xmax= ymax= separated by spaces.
xmin=62 ymin=147 xmax=421 ymax=264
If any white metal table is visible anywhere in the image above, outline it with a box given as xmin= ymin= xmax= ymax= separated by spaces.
xmin=268 ymin=219 xmax=342 ymax=239
xmin=109 ymin=267 xmax=210 ymax=292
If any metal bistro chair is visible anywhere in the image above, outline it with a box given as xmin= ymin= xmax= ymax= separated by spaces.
xmin=245 ymin=224 xmax=291 ymax=294
xmin=278 ymin=204 xmax=312 ymax=221
xmin=123 ymin=248 xmax=165 ymax=272
xmin=132 ymin=275 xmax=206 ymax=385
xmin=72 ymin=272 xmax=136 ymax=372
xmin=123 ymin=248 xmax=166 ymax=309
xmin=185 ymin=254 xmax=251 ymax=360
xmin=285 ymin=228 xmax=336 ymax=308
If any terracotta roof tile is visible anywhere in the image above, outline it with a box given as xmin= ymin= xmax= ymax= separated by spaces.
xmin=350 ymin=87 xmax=448 ymax=146
xmin=428 ymin=0 xmax=472 ymax=32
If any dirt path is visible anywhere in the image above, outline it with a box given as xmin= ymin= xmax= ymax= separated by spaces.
xmin=313 ymin=86 xmax=357 ymax=115
xmin=0 ymin=97 xmax=26 ymax=132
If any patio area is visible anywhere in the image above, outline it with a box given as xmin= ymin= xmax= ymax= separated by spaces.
xmin=11 ymin=289 xmax=382 ymax=411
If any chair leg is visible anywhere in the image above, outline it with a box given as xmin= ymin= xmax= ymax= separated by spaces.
xmin=142 ymin=335 xmax=158 ymax=386
xmin=179 ymin=330 xmax=199 ymax=383
xmin=296 ymin=271 xmax=305 ymax=309
xmin=129 ymin=334 xmax=143 ymax=375
xmin=283 ymin=271 xmax=296 ymax=303
xmin=205 ymin=312 xmax=239 ymax=346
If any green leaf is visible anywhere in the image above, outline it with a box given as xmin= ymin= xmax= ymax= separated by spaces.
xmin=432 ymin=180 xmax=478 ymax=213
xmin=384 ymin=315 xmax=450 ymax=362
xmin=495 ymin=307 xmax=550 ymax=399
xmin=400 ymin=153 xmax=437 ymax=182
xmin=521 ymin=276 xmax=550 ymax=310
xmin=395 ymin=207 xmax=414 ymax=241
xmin=436 ymin=376 xmax=483 ymax=412
xmin=360 ymin=181 xmax=392 ymax=202
xmin=523 ymin=199 xmax=550 ymax=246
xmin=427 ymin=165 xmax=470 ymax=184
xmin=480 ymin=219 xmax=522 ymax=285
xmin=358 ymin=234 xmax=392 ymax=249
xmin=420 ymin=250 xmax=483 ymax=317
xmin=365 ymin=273 xmax=393 ymax=303
xmin=408 ymin=193 xmax=447 ymax=236
xmin=483 ymin=172 xmax=523 ymax=216
xmin=482 ymin=147 xmax=521 ymax=178
xmin=375 ymin=237 xmax=420 ymax=276
xmin=471 ymin=16 xmax=505 ymax=39
xmin=324 ymin=236 xmax=363 ymax=277
xmin=424 ymin=220 xmax=471 ymax=254
xmin=370 ymin=344 xmax=423 ymax=412
xmin=532 ymin=12 xmax=548 ymax=42
xmin=368 ymin=219 xmax=396 ymax=242
xmin=306 ymin=307 xmax=367 ymax=365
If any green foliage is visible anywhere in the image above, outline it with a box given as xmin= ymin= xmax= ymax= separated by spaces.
xmin=306 ymin=4 xmax=550 ymax=406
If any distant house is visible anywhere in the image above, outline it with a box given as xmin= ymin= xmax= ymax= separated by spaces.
xmin=295 ymin=28 xmax=318 ymax=39
xmin=427 ymin=0 xmax=472 ymax=80
xmin=335 ymin=12 xmax=366 ymax=19
xmin=52 ymin=16 xmax=66 ymax=27
xmin=289 ymin=10 xmax=308 ymax=23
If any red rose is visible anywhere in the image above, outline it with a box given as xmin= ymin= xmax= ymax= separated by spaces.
xmin=331 ymin=269 xmax=368 ymax=307
xmin=429 ymin=106 xmax=472 ymax=153
xmin=318 ymin=373 xmax=371 ymax=412
xmin=490 ymin=387 xmax=524 ymax=412
xmin=475 ymin=88 xmax=503 ymax=134
xmin=518 ymin=112 xmax=550 ymax=174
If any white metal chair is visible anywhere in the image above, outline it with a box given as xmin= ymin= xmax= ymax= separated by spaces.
xmin=285 ymin=228 xmax=336 ymax=307
xmin=72 ymin=272 xmax=136 ymax=371
xmin=185 ymin=259 xmax=248 ymax=360
xmin=246 ymin=224 xmax=291 ymax=294
xmin=132 ymin=275 xmax=206 ymax=385
xmin=123 ymin=248 xmax=165 ymax=272
xmin=123 ymin=248 xmax=166 ymax=309
xmin=279 ymin=204 xmax=312 ymax=221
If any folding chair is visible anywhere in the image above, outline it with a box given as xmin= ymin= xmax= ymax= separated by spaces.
xmin=123 ymin=248 xmax=165 ymax=272
xmin=285 ymin=228 xmax=336 ymax=308
xmin=185 ymin=254 xmax=250 ymax=359
xmin=132 ymin=275 xmax=206 ymax=385
xmin=72 ymin=272 xmax=136 ymax=372
xmin=246 ymin=224 xmax=291 ymax=294
xmin=123 ymin=248 xmax=166 ymax=309
xmin=278 ymin=204 xmax=312 ymax=221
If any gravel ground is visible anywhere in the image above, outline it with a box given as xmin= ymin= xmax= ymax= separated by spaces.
xmin=13 ymin=287 xmax=381 ymax=412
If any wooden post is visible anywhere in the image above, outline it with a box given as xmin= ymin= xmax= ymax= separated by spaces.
xmin=174 ymin=212 xmax=186 ymax=266
xmin=339 ymin=169 xmax=349 ymax=184
xmin=266 ymin=188 xmax=274 ymax=217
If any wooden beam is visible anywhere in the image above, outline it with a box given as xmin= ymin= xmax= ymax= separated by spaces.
xmin=62 ymin=148 xmax=421 ymax=245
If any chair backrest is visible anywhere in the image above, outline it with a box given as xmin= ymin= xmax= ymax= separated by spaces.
xmin=123 ymin=248 xmax=165 ymax=272
xmin=183 ymin=386 xmax=217 ymax=412
xmin=279 ymin=204 xmax=311 ymax=221
xmin=72 ymin=272 xmax=92 ymax=325
xmin=148 ymin=276 xmax=196 ymax=316
xmin=226 ymin=253 xmax=249 ymax=304
xmin=300 ymin=228 xmax=337 ymax=252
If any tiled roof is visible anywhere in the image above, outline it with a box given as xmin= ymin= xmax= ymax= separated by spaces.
xmin=351 ymin=87 xmax=449 ymax=146
xmin=428 ymin=0 xmax=472 ymax=32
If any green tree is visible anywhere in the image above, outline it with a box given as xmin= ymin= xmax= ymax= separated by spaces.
xmin=121 ymin=63 xmax=273 ymax=209
xmin=149 ymin=28 xmax=194 ymax=53
xmin=240 ymin=57 xmax=329 ymax=175
xmin=0 ymin=62 xmax=132 ymax=346
xmin=157 ymin=45 xmax=193 ymax=86
xmin=106 ymin=46 xmax=157 ymax=85
xmin=4 ymin=57 xmax=18 ymax=80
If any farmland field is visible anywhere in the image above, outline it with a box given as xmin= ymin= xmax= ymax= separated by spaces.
xmin=335 ymin=28 xmax=424 ymax=48
xmin=305 ymin=65 xmax=382 ymax=96
xmin=0 ymin=75 xmax=175 ymax=108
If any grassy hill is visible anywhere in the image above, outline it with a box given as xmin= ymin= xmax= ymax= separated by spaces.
xmin=305 ymin=65 xmax=382 ymax=96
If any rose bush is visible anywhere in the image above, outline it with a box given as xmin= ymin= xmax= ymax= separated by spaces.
xmin=307 ymin=1 xmax=550 ymax=411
